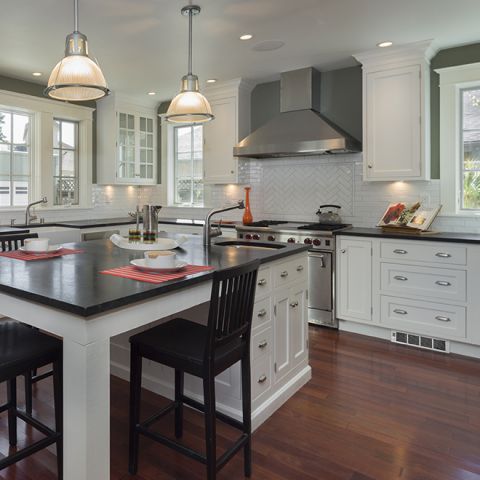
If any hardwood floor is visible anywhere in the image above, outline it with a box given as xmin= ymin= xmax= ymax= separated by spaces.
xmin=1 ymin=327 xmax=480 ymax=479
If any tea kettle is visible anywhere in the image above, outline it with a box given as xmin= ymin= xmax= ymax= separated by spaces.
xmin=142 ymin=204 xmax=162 ymax=234
xmin=316 ymin=205 xmax=343 ymax=225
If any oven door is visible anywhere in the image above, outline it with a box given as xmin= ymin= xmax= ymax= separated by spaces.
xmin=308 ymin=250 xmax=334 ymax=326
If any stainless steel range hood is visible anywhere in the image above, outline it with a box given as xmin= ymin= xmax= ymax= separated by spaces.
xmin=233 ymin=67 xmax=361 ymax=158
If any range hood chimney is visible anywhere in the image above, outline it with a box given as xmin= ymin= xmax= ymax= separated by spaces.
xmin=233 ymin=67 xmax=362 ymax=158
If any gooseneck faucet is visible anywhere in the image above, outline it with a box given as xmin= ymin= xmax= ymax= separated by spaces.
xmin=25 ymin=196 xmax=47 ymax=225
xmin=203 ymin=200 xmax=245 ymax=246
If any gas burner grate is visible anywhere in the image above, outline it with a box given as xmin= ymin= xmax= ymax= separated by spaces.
xmin=246 ymin=220 xmax=288 ymax=227
xmin=297 ymin=223 xmax=351 ymax=231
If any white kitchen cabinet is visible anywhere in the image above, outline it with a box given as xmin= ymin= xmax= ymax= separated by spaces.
xmin=353 ymin=40 xmax=435 ymax=181
xmin=203 ymin=79 xmax=253 ymax=184
xmin=336 ymin=237 xmax=372 ymax=323
xmin=96 ymin=94 xmax=157 ymax=185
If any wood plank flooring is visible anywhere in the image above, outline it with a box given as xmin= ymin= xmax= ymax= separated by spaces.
xmin=1 ymin=327 xmax=480 ymax=479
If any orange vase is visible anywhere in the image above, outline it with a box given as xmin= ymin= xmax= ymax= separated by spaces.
xmin=242 ymin=187 xmax=253 ymax=225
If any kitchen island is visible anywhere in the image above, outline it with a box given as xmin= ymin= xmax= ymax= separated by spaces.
xmin=0 ymin=236 xmax=310 ymax=480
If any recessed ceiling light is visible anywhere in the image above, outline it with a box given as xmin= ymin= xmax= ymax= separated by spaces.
xmin=377 ymin=41 xmax=393 ymax=48
xmin=206 ymin=79 xmax=217 ymax=84
xmin=240 ymin=34 xmax=253 ymax=41
xmin=147 ymin=92 xmax=156 ymax=96
xmin=32 ymin=72 xmax=42 ymax=77
xmin=252 ymin=40 xmax=285 ymax=52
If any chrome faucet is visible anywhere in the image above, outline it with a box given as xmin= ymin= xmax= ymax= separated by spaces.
xmin=203 ymin=200 xmax=245 ymax=246
xmin=25 ymin=196 xmax=47 ymax=225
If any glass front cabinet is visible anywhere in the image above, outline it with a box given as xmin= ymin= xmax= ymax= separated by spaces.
xmin=97 ymin=95 xmax=157 ymax=185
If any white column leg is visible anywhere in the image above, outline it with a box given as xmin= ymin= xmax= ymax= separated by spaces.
xmin=62 ymin=337 xmax=110 ymax=480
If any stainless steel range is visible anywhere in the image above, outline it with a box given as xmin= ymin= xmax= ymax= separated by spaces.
xmin=236 ymin=220 xmax=351 ymax=328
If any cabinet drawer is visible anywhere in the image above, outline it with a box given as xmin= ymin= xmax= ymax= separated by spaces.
xmin=251 ymin=326 xmax=272 ymax=362
xmin=255 ymin=266 xmax=272 ymax=299
xmin=252 ymin=298 xmax=271 ymax=331
xmin=251 ymin=356 xmax=271 ymax=402
xmin=380 ymin=263 xmax=466 ymax=302
xmin=380 ymin=295 xmax=466 ymax=339
xmin=380 ymin=241 xmax=466 ymax=266
xmin=273 ymin=256 xmax=307 ymax=288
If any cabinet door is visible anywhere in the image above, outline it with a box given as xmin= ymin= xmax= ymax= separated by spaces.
xmin=273 ymin=288 xmax=291 ymax=382
xmin=337 ymin=237 xmax=372 ymax=322
xmin=203 ymin=96 xmax=237 ymax=184
xmin=117 ymin=112 xmax=136 ymax=182
xmin=138 ymin=116 xmax=156 ymax=182
xmin=365 ymin=65 xmax=421 ymax=180
xmin=290 ymin=286 xmax=307 ymax=368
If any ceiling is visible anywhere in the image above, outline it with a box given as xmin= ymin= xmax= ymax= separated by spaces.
xmin=1 ymin=0 xmax=480 ymax=106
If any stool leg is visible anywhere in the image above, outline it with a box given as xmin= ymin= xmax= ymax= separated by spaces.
xmin=203 ymin=375 xmax=216 ymax=480
xmin=241 ymin=354 xmax=252 ymax=477
xmin=129 ymin=344 xmax=142 ymax=475
xmin=7 ymin=377 xmax=17 ymax=447
xmin=174 ymin=369 xmax=184 ymax=439
xmin=53 ymin=357 xmax=63 ymax=480
xmin=24 ymin=371 xmax=33 ymax=416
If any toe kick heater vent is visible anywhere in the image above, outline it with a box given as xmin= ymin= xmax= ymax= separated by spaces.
xmin=391 ymin=331 xmax=450 ymax=353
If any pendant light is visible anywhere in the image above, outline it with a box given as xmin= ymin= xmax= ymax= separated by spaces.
xmin=165 ymin=5 xmax=214 ymax=124
xmin=45 ymin=0 xmax=110 ymax=102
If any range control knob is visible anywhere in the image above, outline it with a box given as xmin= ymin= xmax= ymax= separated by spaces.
xmin=252 ymin=234 xmax=260 ymax=240
xmin=245 ymin=233 xmax=252 ymax=240
xmin=313 ymin=238 xmax=321 ymax=246
xmin=267 ymin=235 xmax=276 ymax=241
xmin=287 ymin=237 xmax=296 ymax=244
xmin=304 ymin=238 xmax=312 ymax=245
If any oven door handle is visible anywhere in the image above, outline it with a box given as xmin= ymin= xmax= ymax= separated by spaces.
xmin=309 ymin=252 xmax=326 ymax=268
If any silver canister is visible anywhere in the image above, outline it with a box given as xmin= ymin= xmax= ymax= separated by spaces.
xmin=142 ymin=205 xmax=162 ymax=236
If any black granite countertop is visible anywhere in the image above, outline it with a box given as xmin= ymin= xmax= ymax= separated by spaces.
xmin=0 ymin=227 xmax=30 ymax=235
xmin=0 ymin=235 xmax=307 ymax=318
xmin=336 ymin=227 xmax=480 ymax=244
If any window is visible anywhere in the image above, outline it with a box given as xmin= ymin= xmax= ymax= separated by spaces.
xmin=173 ymin=125 xmax=203 ymax=206
xmin=0 ymin=109 xmax=32 ymax=207
xmin=53 ymin=119 xmax=79 ymax=205
xmin=437 ymin=63 xmax=480 ymax=215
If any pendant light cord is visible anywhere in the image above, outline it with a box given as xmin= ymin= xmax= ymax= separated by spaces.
xmin=187 ymin=9 xmax=192 ymax=75
xmin=74 ymin=0 xmax=79 ymax=32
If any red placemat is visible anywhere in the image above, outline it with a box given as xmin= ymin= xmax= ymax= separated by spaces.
xmin=100 ymin=264 xmax=214 ymax=284
xmin=0 ymin=248 xmax=84 ymax=261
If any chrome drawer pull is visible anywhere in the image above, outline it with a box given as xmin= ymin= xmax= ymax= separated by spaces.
xmin=435 ymin=280 xmax=451 ymax=287
xmin=258 ymin=374 xmax=267 ymax=384
xmin=258 ymin=340 xmax=268 ymax=349
xmin=257 ymin=309 xmax=267 ymax=317
xmin=296 ymin=265 xmax=304 ymax=272
xmin=258 ymin=278 xmax=267 ymax=286
xmin=435 ymin=315 xmax=451 ymax=322
xmin=435 ymin=252 xmax=452 ymax=258
xmin=290 ymin=301 xmax=299 ymax=308
xmin=280 ymin=271 xmax=289 ymax=278
xmin=394 ymin=275 xmax=408 ymax=281
xmin=393 ymin=249 xmax=408 ymax=255
xmin=393 ymin=309 xmax=408 ymax=315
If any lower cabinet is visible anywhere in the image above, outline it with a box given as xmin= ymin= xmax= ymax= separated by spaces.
xmin=336 ymin=237 xmax=372 ymax=323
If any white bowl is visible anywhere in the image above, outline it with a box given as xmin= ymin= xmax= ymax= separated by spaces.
xmin=23 ymin=238 xmax=49 ymax=252
xmin=144 ymin=250 xmax=176 ymax=268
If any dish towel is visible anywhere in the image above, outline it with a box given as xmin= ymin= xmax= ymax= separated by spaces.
xmin=0 ymin=248 xmax=84 ymax=261
xmin=100 ymin=264 xmax=214 ymax=284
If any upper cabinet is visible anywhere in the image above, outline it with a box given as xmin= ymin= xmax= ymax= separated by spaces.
xmin=353 ymin=40 xmax=435 ymax=181
xmin=96 ymin=94 xmax=158 ymax=185
xmin=202 ymin=79 xmax=254 ymax=184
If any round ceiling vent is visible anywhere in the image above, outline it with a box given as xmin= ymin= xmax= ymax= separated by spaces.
xmin=252 ymin=40 xmax=285 ymax=52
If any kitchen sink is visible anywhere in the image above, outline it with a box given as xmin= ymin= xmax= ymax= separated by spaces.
xmin=214 ymin=241 xmax=286 ymax=250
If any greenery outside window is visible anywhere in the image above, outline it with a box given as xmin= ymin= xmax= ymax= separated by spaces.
xmin=173 ymin=125 xmax=203 ymax=206
xmin=53 ymin=119 xmax=79 ymax=206
xmin=0 ymin=109 xmax=32 ymax=207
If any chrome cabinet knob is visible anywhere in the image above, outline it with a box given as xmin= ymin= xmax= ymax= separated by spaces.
xmin=435 ymin=252 xmax=451 ymax=258
xmin=340 ymin=249 xmax=346 ymax=254
xmin=280 ymin=271 xmax=289 ymax=278
xmin=258 ymin=279 xmax=267 ymax=286
xmin=257 ymin=309 xmax=267 ymax=317
xmin=290 ymin=301 xmax=299 ymax=308
xmin=258 ymin=374 xmax=267 ymax=384
xmin=435 ymin=315 xmax=451 ymax=322
xmin=258 ymin=340 xmax=268 ymax=349
xmin=296 ymin=265 xmax=304 ymax=272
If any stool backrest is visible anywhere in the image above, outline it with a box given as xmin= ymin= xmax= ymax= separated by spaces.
xmin=0 ymin=233 xmax=39 ymax=252
xmin=205 ymin=260 xmax=260 ymax=362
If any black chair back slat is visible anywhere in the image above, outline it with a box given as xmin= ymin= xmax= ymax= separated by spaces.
xmin=205 ymin=260 xmax=259 ymax=363
xmin=0 ymin=233 xmax=39 ymax=252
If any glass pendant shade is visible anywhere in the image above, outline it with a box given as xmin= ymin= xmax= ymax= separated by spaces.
xmin=165 ymin=5 xmax=214 ymax=124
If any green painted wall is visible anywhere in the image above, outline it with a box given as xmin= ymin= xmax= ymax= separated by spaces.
xmin=430 ymin=42 xmax=480 ymax=179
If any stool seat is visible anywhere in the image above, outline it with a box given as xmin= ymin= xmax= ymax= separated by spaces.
xmin=0 ymin=321 xmax=61 ymax=384
xmin=131 ymin=318 xmax=244 ymax=377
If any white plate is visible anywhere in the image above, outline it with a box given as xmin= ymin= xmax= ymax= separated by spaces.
xmin=110 ymin=234 xmax=188 ymax=251
xmin=19 ymin=245 xmax=63 ymax=254
xmin=130 ymin=259 xmax=188 ymax=273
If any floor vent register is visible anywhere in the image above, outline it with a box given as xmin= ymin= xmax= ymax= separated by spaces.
xmin=391 ymin=331 xmax=450 ymax=353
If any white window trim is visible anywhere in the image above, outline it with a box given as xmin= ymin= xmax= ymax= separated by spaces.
xmin=0 ymin=89 xmax=94 ymax=211
xmin=437 ymin=62 xmax=480 ymax=217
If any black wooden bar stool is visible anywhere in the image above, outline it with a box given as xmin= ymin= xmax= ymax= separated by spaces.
xmin=129 ymin=260 xmax=260 ymax=480
xmin=0 ymin=233 xmax=54 ymax=416
xmin=0 ymin=320 xmax=63 ymax=478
